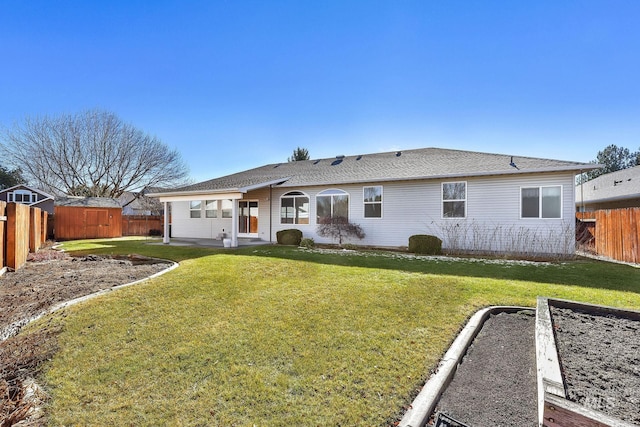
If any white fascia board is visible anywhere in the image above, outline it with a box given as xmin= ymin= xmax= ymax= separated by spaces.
xmin=156 ymin=192 xmax=244 ymax=202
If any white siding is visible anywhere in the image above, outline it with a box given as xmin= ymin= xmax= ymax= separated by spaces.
xmin=269 ymin=172 xmax=576 ymax=255
xmin=170 ymin=172 xmax=577 ymax=255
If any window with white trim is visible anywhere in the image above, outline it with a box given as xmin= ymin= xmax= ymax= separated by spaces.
xmin=316 ymin=189 xmax=349 ymax=223
xmin=221 ymin=200 xmax=233 ymax=218
xmin=281 ymin=191 xmax=310 ymax=224
xmin=363 ymin=186 xmax=382 ymax=218
xmin=189 ymin=201 xmax=202 ymax=218
xmin=521 ymin=186 xmax=562 ymax=218
xmin=9 ymin=190 xmax=36 ymax=204
xmin=442 ymin=182 xmax=466 ymax=218
xmin=205 ymin=200 xmax=218 ymax=218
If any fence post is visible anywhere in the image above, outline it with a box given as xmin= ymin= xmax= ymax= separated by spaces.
xmin=7 ymin=202 xmax=30 ymax=270
xmin=30 ymin=207 xmax=42 ymax=252
xmin=0 ymin=201 xmax=6 ymax=269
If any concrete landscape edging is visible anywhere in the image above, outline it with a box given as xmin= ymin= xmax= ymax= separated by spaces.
xmin=0 ymin=258 xmax=179 ymax=343
xmin=398 ymin=305 xmax=532 ymax=427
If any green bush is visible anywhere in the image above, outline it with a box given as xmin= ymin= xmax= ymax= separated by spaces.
xmin=276 ymin=229 xmax=303 ymax=246
xmin=408 ymin=234 xmax=442 ymax=255
xmin=299 ymin=238 xmax=315 ymax=248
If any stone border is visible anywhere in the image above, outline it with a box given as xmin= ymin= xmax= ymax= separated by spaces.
xmin=398 ymin=305 xmax=532 ymax=427
xmin=0 ymin=258 xmax=179 ymax=343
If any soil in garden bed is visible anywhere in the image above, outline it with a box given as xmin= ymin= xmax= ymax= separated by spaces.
xmin=431 ymin=310 xmax=538 ymax=426
xmin=551 ymin=306 xmax=640 ymax=424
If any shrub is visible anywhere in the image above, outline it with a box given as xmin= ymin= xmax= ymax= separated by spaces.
xmin=316 ymin=216 xmax=365 ymax=246
xmin=408 ymin=234 xmax=442 ymax=255
xmin=299 ymin=238 xmax=315 ymax=248
xmin=276 ymin=229 xmax=303 ymax=246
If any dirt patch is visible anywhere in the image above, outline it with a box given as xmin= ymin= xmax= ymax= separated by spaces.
xmin=551 ymin=307 xmax=640 ymax=424
xmin=432 ymin=310 xmax=538 ymax=426
xmin=0 ymin=247 xmax=172 ymax=426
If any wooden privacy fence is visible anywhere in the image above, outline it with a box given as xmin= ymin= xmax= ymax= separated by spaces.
xmin=122 ymin=215 xmax=163 ymax=236
xmin=0 ymin=202 xmax=48 ymax=271
xmin=54 ymin=205 xmax=123 ymax=240
xmin=577 ymin=208 xmax=640 ymax=264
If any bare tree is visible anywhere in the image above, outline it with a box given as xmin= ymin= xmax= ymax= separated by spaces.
xmin=0 ymin=109 xmax=189 ymax=197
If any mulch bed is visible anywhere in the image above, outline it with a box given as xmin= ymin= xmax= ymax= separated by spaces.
xmin=0 ymin=247 xmax=172 ymax=426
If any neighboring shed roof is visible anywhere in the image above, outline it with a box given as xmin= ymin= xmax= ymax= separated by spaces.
xmin=151 ymin=147 xmax=597 ymax=197
xmin=576 ymin=165 xmax=640 ymax=205
xmin=55 ymin=197 xmax=122 ymax=208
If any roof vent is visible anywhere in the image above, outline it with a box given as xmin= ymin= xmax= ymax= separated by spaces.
xmin=336 ymin=155 xmax=345 ymax=159
xmin=331 ymin=158 xmax=343 ymax=166
xmin=356 ymin=155 xmax=363 ymax=160
xmin=273 ymin=164 xmax=280 ymax=168
xmin=396 ymin=151 xmax=402 ymax=157
xmin=313 ymin=159 xmax=321 ymax=165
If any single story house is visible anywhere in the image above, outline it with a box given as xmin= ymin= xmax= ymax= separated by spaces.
xmin=0 ymin=184 xmax=55 ymax=213
xmin=576 ymin=165 xmax=640 ymax=211
xmin=149 ymin=147 xmax=598 ymax=256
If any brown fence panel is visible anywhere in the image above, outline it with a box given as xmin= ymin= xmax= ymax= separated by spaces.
xmin=0 ymin=201 xmax=6 ymax=268
xmin=122 ymin=215 xmax=163 ymax=236
xmin=7 ymin=202 xmax=30 ymax=270
xmin=54 ymin=206 xmax=123 ymax=240
xmin=41 ymin=210 xmax=48 ymax=243
xmin=29 ymin=207 xmax=42 ymax=252
xmin=594 ymin=208 xmax=640 ymax=264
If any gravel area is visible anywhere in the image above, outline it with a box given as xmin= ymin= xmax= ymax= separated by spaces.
xmin=432 ymin=310 xmax=538 ymax=426
xmin=551 ymin=306 xmax=640 ymax=424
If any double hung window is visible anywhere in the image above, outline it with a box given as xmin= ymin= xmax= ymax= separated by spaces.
xmin=363 ymin=186 xmax=382 ymax=218
xmin=442 ymin=182 xmax=466 ymax=218
xmin=189 ymin=201 xmax=202 ymax=218
xmin=205 ymin=200 xmax=218 ymax=218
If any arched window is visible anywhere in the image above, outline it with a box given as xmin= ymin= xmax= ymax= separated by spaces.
xmin=316 ymin=189 xmax=349 ymax=223
xmin=280 ymin=191 xmax=310 ymax=224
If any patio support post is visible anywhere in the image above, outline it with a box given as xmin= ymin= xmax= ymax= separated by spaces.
xmin=163 ymin=201 xmax=170 ymax=244
xmin=231 ymin=198 xmax=238 ymax=247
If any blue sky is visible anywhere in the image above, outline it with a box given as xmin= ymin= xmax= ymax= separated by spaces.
xmin=1 ymin=1 xmax=639 ymax=182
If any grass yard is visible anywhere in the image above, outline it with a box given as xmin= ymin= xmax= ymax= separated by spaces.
xmin=32 ymin=237 xmax=640 ymax=426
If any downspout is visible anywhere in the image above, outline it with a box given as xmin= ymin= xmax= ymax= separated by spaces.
xmin=580 ymin=169 xmax=584 ymax=213
xmin=269 ymin=185 xmax=273 ymax=243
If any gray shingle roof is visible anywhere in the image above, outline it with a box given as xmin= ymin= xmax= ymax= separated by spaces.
xmin=154 ymin=147 xmax=596 ymax=195
xmin=576 ymin=165 xmax=640 ymax=204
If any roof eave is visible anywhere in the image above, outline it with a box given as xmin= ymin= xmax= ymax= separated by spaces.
xmin=279 ymin=165 xmax=596 ymax=187
xmin=148 ymin=177 xmax=291 ymax=198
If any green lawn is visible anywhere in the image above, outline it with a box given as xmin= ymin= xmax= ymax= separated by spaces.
xmin=35 ymin=237 xmax=640 ymax=426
